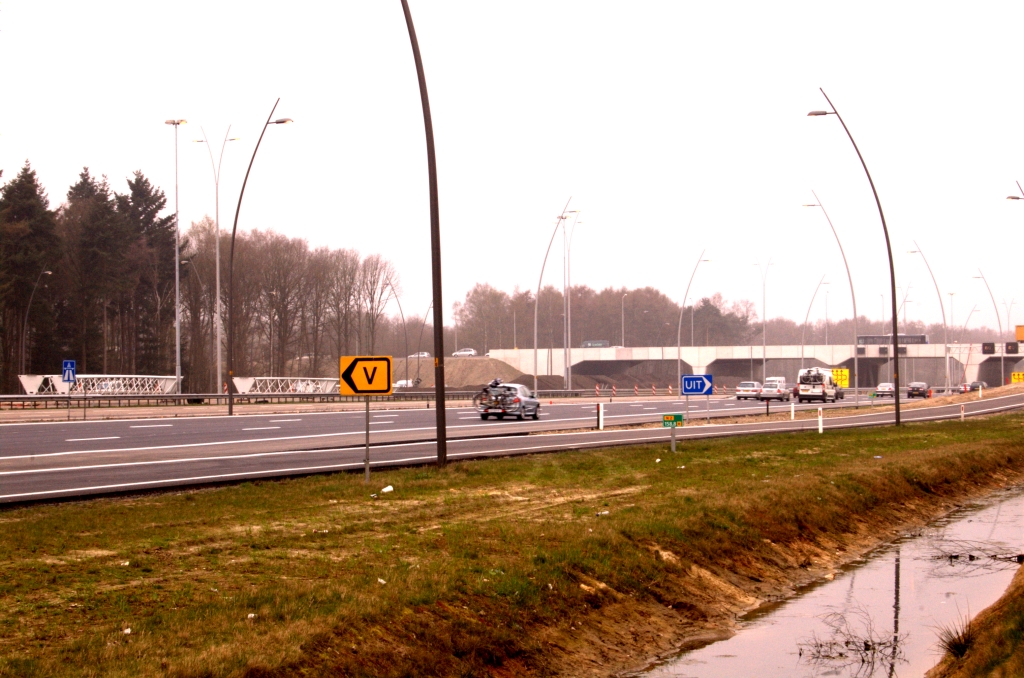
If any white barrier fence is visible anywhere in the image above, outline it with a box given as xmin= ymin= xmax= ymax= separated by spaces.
xmin=19 ymin=374 xmax=178 ymax=396
xmin=232 ymin=377 xmax=340 ymax=395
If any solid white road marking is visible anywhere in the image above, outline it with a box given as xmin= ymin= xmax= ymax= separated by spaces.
xmin=242 ymin=427 xmax=280 ymax=431
xmin=65 ymin=436 xmax=120 ymax=442
xmin=129 ymin=425 xmax=172 ymax=428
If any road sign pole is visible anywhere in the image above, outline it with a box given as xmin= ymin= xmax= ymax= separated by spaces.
xmin=707 ymin=394 xmax=710 ymax=424
xmin=684 ymin=395 xmax=688 ymax=426
xmin=364 ymin=397 xmax=371 ymax=483
xmin=671 ymin=423 xmax=676 ymax=453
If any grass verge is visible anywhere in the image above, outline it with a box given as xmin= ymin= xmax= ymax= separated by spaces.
xmin=927 ymin=561 xmax=1024 ymax=677
xmin=2 ymin=413 xmax=1024 ymax=677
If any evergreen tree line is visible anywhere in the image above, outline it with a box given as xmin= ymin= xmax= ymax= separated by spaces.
xmin=0 ymin=161 xmax=1003 ymax=394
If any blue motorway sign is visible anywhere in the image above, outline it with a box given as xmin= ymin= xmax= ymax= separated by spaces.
xmin=681 ymin=374 xmax=713 ymax=396
xmin=62 ymin=360 xmax=76 ymax=383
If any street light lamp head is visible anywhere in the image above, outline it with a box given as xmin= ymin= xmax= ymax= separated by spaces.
xmin=807 ymin=111 xmax=832 ymax=117
xmin=165 ymin=119 xmax=187 ymax=125
xmin=271 ymin=118 xmax=293 ymax=125
xmin=42 ymin=271 xmax=52 ymax=276
xmin=1007 ymin=196 xmax=1023 ymax=200
xmin=802 ymin=203 xmax=820 ymax=207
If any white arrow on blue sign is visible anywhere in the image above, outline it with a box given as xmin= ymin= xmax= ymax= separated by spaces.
xmin=681 ymin=374 xmax=713 ymax=395
xmin=62 ymin=360 xmax=76 ymax=383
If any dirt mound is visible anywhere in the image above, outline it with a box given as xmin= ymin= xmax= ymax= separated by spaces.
xmin=391 ymin=357 xmax=527 ymax=389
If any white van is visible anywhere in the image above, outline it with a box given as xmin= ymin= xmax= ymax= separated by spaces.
xmin=798 ymin=368 xmax=839 ymax=403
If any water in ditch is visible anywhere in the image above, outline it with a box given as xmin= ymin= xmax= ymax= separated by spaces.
xmin=641 ymin=488 xmax=1024 ymax=677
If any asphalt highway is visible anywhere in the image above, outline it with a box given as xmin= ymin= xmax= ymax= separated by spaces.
xmin=2 ymin=393 xmax=1021 ymax=503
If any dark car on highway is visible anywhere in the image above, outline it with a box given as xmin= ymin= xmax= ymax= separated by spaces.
xmin=475 ymin=380 xmax=540 ymax=420
xmin=968 ymin=381 xmax=988 ymax=392
xmin=907 ymin=382 xmax=930 ymax=398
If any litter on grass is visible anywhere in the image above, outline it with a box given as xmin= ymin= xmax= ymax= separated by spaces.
xmin=378 ymin=578 xmax=387 ymax=585
xmin=382 ymin=485 xmax=394 ymax=493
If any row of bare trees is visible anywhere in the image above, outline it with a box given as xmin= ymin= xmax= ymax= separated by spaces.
xmin=178 ymin=220 xmax=403 ymax=392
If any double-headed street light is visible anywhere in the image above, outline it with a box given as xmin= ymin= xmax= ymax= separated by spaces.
xmin=676 ymin=252 xmax=710 ymax=389
xmin=165 ymin=119 xmax=186 ymax=393
xmin=194 ymin=128 xmax=239 ymax=394
xmin=809 ymin=89 xmax=902 ymax=425
xmin=21 ymin=269 xmax=52 ymax=376
xmin=226 ymin=102 xmax=292 ymax=416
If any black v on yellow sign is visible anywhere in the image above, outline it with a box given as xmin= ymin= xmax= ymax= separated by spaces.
xmin=339 ymin=356 xmax=393 ymax=396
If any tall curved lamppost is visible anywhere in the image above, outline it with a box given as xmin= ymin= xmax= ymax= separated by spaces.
xmin=565 ymin=213 xmax=583 ymax=389
xmin=676 ymin=251 xmax=709 ymax=388
xmin=21 ymin=269 xmax=51 ymax=375
xmin=800 ymin=276 xmax=828 ymax=371
xmin=974 ymin=270 xmax=1005 ymax=385
xmin=194 ymin=127 xmax=239 ymax=394
xmin=389 ymin=282 xmax=409 ymax=386
xmin=621 ymin=293 xmax=628 ymax=348
xmin=226 ymin=100 xmax=292 ymax=416
xmin=533 ymin=200 xmax=572 ymax=392
xmin=907 ymin=243 xmax=949 ymax=392
xmin=809 ymin=89 xmax=902 ymax=424
xmin=399 ymin=0 xmax=449 ymax=464
xmin=804 ymin=192 xmax=859 ymax=404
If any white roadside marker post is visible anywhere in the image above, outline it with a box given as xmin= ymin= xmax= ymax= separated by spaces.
xmin=818 ymin=407 xmax=823 ymax=434
xmin=961 ymin=403 xmax=965 ymax=422
xmin=790 ymin=401 xmax=795 ymax=420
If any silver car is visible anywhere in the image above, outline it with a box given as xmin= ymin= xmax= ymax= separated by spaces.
xmin=735 ymin=381 xmax=762 ymax=400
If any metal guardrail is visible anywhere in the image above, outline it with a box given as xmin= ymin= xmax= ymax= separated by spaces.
xmin=0 ymin=389 xmax=596 ymax=410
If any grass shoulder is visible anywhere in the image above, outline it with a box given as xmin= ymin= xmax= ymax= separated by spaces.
xmin=2 ymin=413 xmax=1024 ymax=677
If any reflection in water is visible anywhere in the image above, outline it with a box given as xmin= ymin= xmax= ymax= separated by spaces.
xmin=640 ymin=490 xmax=1024 ymax=677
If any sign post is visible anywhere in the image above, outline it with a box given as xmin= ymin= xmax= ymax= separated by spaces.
xmin=339 ymin=356 xmax=393 ymax=483
xmin=833 ymin=368 xmax=850 ymax=389
xmin=662 ymin=413 xmax=683 ymax=452
xmin=681 ymin=375 xmax=713 ymax=425
xmin=62 ymin=360 xmax=76 ymax=421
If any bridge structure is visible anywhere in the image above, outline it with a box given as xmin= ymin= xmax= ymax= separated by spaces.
xmin=488 ymin=344 xmax=1023 ymax=389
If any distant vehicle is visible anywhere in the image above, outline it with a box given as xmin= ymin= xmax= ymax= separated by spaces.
xmin=907 ymin=382 xmax=930 ymax=398
xmin=798 ymin=368 xmax=839 ymax=403
xmin=393 ymin=379 xmax=419 ymax=389
xmin=475 ymin=379 xmax=539 ymax=421
xmin=968 ymin=381 xmax=988 ymax=392
xmin=875 ymin=382 xmax=895 ymax=398
xmin=735 ymin=381 xmax=762 ymax=400
xmin=957 ymin=383 xmax=971 ymax=393
xmin=452 ymin=348 xmax=477 ymax=357
xmin=581 ymin=340 xmax=610 ymax=348
xmin=758 ymin=377 xmax=791 ymax=402
xmin=408 ymin=352 xmax=431 ymax=359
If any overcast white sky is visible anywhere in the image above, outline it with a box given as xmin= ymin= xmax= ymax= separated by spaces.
xmin=2 ymin=1 xmax=1021 ymax=336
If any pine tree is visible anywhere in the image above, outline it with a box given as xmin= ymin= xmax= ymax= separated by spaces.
xmin=0 ymin=162 xmax=58 ymax=391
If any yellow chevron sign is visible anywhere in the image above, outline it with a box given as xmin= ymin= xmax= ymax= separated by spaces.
xmin=339 ymin=356 xmax=393 ymax=396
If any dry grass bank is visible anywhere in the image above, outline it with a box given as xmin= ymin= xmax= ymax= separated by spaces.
xmin=1 ymin=414 xmax=1024 ymax=677
xmin=927 ymin=559 xmax=1024 ymax=677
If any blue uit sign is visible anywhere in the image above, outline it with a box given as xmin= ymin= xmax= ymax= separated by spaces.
xmin=681 ymin=374 xmax=713 ymax=396
xmin=62 ymin=360 xmax=76 ymax=383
